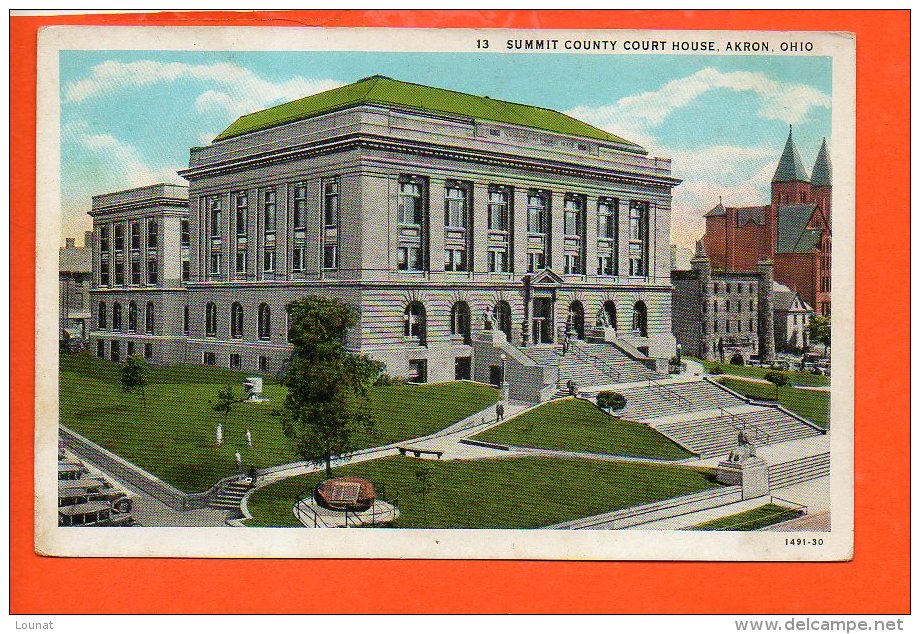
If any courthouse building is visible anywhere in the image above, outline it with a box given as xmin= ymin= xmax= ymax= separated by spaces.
xmin=88 ymin=75 xmax=680 ymax=383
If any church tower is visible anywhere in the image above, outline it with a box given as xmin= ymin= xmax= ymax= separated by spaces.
xmin=771 ymin=126 xmax=812 ymax=210
xmin=810 ymin=137 xmax=832 ymax=228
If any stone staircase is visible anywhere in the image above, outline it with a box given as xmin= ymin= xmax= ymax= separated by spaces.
xmin=522 ymin=341 xmax=662 ymax=394
xmin=620 ymin=380 xmax=745 ymax=420
xmin=769 ymin=452 xmax=830 ymax=489
xmin=209 ymin=481 xmax=251 ymax=511
xmin=652 ymin=407 xmax=823 ymax=458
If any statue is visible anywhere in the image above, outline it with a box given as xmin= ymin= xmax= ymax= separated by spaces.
xmin=483 ymin=306 xmax=494 ymax=330
xmin=728 ymin=431 xmax=757 ymax=463
xmin=596 ymin=310 xmax=611 ymax=329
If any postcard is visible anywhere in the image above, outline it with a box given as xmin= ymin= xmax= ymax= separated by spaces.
xmin=36 ymin=25 xmax=854 ymax=560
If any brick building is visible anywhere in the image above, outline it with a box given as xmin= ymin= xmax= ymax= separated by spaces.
xmin=702 ymin=127 xmax=831 ymax=317
xmin=59 ymin=233 xmax=93 ymax=345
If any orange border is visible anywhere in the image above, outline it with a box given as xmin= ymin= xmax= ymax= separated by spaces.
xmin=11 ymin=10 xmax=909 ymax=614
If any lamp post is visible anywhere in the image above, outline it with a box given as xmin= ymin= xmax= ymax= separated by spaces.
xmin=499 ymin=352 xmax=509 ymax=402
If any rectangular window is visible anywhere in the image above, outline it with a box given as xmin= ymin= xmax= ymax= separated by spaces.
xmin=564 ymin=196 xmax=583 ymax=236
xmin=182 ymin=260 xmax=190 ymax=282
xmin=528 ymin=252 xmax=546 ymax=273
xmin=100 ymin=260 xmax=110 ymax=286
xmin=131 ymin=258 xmax=141 ymax=285
xmin=147 ymin=258 xmax=158 ymax=285
xmin=324 ymin=180 xmax=339 ymax=227
xmin=598 ymin=198 xmax=618 ymax=239
xmin=182 ymin=306 xmax=189 ymax=335
xmin=527 ymin=192 xmax=548 ymax=234
xmin=398 ymin=181 xmax=423 ymax=225
xmin=203 ymin=352 xmax=216 ymax=366
xmin=114 ymin=261 xmax=125 ymax=286
xmin=209 ymin=197 xmax=222 ymax=237
xmin=628 ymin=201 xmax=649 ymax=276
xmin=597 ymin=255 xmax=614 ymax=276
xmin=126 ymin=341 xmax=135 ymax=357
xmin=407 ymin=359 xmax=428 ymax=384
xmin=144 ymin=343 xmax=153 ymax=360
xmin=488 ymin=249 xmax=509 ymax=273
xmin=564 ymin=254 xmax=581 ymax=275
xmin=291 ymin=247 xmax=304 ymax=272
xmin=209 ymin=252 xmax=222 ymax=275
xmin=444 ymin=185 xmax=468 ymax=228
xmin=97 ymin=339 xmax=105 ymax=358
xmin=263 ymin=189 xmax=276 ymax=233
xmin=444 ymin=248 xmax=467 ymax=272
xmin=110 ymin=340 xmax=120 ymax=362
xmin=292 ymin=184 xmax=307 ymax=229
xmin=114 ymin=225 xmax=124 ymax=251
xmin=229 ymin=353 xmax=241 ymax=370
xmin=147 ymin=219 xmax=158 ymax=248
xmin=258 ymin=356 xmax=269 ymax=372
xmin=488 ymin=188 xmax=509 ymax=231
xmin=99 ymin=226 xmax=110 ymax=252
xmin=263 ymin=248 xmax=275 ymax=272
xmin=235 ymin=193 xmax=248 ymax=235
xmin=236 ymin=248 xmax=247 ymax=274
xmin=181 ymin=220 xmax=190 ymax=246
xmin=131 ymin=222 xmax=140 ymax=250
xmin=323 ymin=244 xmax=338 ymax=270
xmin=397 ymin=246 xmax=422 ymax=272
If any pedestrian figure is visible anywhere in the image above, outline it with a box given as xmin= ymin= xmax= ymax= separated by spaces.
xmin=245 ymin=428 xmax=252 ymax=448
xmin=216 ymin=422 xmax=223 ymax=447
xmin=561 ymin=334 xmax=569 ymax=355
xmin=235 ymin=451 xmax=243 ymax=473
xmin=496 ymin=402 xmax=505 ymax=422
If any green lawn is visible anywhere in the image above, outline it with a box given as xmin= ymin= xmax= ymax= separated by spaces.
xmin=60 ymin=353 xmax=498 ymax=492
xmin=688 ymin=503 xmax=804 ymax=531
xmin=244 ymin=455 xmax=721 ymax=528
xmin=718 ymin=377 xmax=829 ymax=428
xmin=470 ymin=397 xmax=692 ymax=460
xmin=692 ymin=357 xmax=829 ymax=387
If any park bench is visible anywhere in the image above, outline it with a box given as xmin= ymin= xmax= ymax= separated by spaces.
xmin=397 ymin=446 xmax=443 ymax=459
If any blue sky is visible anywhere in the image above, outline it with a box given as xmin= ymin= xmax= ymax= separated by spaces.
xmin=60 ymin=50 xmax=832 ymax=246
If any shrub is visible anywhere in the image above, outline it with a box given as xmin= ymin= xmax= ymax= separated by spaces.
xmin=710 ymin=364 xmax=723 ymax=375
xmin=374 ymin=373 xmax=406 ymax=386
xmin=596 ymin=390 xmax=626 ymax=413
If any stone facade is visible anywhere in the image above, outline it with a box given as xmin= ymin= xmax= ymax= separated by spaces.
xmin=87 ymin=77 xmax=680 ymax=382
xmin=59 ymin=233 xmax=93 ymax=343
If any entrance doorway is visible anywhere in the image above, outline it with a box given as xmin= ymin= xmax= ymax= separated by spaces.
xmin=531 ymin=297 xmax=554 ymax=344
xmin=568 ymin=301 xmax=585 ymax=339
xmin=730 ymin=353 xmax=744 ymax=365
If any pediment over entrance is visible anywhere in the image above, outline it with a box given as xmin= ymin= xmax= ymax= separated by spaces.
xmin=529 ymin=268 xmax=565 ymax=285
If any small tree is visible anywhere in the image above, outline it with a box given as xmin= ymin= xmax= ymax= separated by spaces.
xmin=120 ymin=355 xmax=148 ymax=407
xmin=596 ymin=390 xmax=626 ymax=413
xmin=414 ymin=464 xmax=433 ymax=526
xmin=763 ymin=371 xmax=789 ymax=401
xmin=278 ymin=297 xmax=384 ymax=478
xmin=213 ymin=384 xmax=244 ymax=437
xmin=808 ymin=315 xmax=831 ymax=355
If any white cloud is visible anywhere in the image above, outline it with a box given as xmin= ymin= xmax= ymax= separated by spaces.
xmin=565 ymin=67 xmax=830 ymax=147
xmin=63 ymin=120 xmax=182 ymax=188
xmin=65 ymin=59 xmax=344 ymax=122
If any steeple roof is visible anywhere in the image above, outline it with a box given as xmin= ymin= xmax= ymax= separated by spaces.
xmin=772 ymin=125 xmax=810 ymax=183
xmin=811 ymin=137 xmax=832 ymax=187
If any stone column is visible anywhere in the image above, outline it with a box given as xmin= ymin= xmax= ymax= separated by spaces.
xmin=512 ymin=187 xmax=529 ymax=275
xmin=428 ymin=176 xmax=446 ymax=274
xmin=758 ymin=258 xmax=776 ymax=363
xmin=275 ymin=183 xmax=289 ymax=279
xmin=584 ymin=195 xmax=599 ymax=278
xmin=549 ymin=191 xmax=565 ymax=271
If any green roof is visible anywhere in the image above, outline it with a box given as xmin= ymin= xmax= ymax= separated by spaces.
xmin=772 ymin=126 xmax=810 ymax=183
xmin=213 ymin=75 xmax=642 ymax=149
xmin=811 ymin=137 xmax=832 ymax=187
xmin=776 ymin=203 xmax=821 ymax=253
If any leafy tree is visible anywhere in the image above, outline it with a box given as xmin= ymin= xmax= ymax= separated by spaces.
xmin=120 ymin=355 xmax=148 ymax=406
xmin=213 ymin=384 xmax=245 ymax=435
xmin=763 ymin=371 xmax=789 ymax=400
xmin=278 ymin=297 xmax=384 ymax=477
xmin=596 ymin=390 xmax=626 ymax=413
xmin=414 ymin=464 xmax=433 ymax=526
xmin=808 ymin=315 xmax=831 ymax=354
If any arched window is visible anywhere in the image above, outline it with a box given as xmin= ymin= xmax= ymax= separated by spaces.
xmin=602 ymin=300 xmax=617 ymax=331
xmin=258 ymin=303 xmax=271 ymax=341
xmin=205 ymin=302 xmax=217 ymax=337
xmin=403 ymin=301 xmax=426 ymax=344
xmin=231 ymin=303 xmax=244 ymax=339
xmin=98 ymin=302 xmax=107 ymax=329
xmin=632 ymin=301 xmax=648 ymax=337
xmin=112 ymin=303 xmax=122 ymax=331
xmin=495 ymin=301 xmax=512 ymax=340
xmin=450 ymin=301 xmax=471 ymax=345
xmin=568 ymin=300 xmax=585 ymax=339
xmin=145 ymin=302 xmax=154 ymax=334
xmin=128 ymin=301 xmax=138 ymax=332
